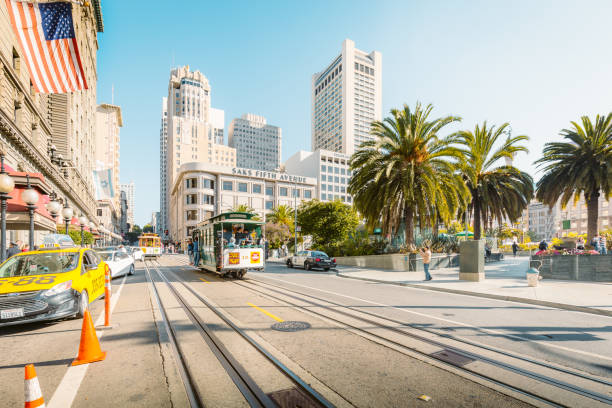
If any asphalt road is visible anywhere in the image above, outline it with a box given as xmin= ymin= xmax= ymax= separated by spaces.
xmin=2 ymin=255 xmax=610 ymax=407
xmin=255 ymin=262 xmax=612 ymax=379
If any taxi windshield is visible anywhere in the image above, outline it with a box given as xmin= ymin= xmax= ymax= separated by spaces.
xmin=0 ymin=252 xmax=79 ymax=277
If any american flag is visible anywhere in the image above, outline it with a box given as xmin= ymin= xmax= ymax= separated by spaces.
xmin=5 ymin=0 xmax=88 ymax=93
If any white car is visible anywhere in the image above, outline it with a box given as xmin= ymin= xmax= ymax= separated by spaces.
xmin=130 ymin=247 xmax=144 ymax=261
xmin=96 ymin=250 xmax=135 ymax=278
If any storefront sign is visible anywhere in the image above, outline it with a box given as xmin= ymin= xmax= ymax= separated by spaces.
xmin=232 ymin=168 xmax=307 ymax=183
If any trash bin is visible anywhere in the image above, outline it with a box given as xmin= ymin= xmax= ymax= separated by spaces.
xmin=526 ymin=268 xmax=539 ymax=287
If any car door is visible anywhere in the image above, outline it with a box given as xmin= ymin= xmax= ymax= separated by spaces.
xmin=83 ymin=250 xmax=104 ymax=301
xmin=117 ymin=252 xmax=130 ymax=276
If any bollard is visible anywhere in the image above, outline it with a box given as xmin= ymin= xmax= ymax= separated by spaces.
xmin=104 ymin=263 xmax=111 ymax=326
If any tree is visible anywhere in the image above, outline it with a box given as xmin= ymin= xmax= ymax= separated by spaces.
xmin=535 ymin=114 xmax=612 ymax=243
xmin=125 ymin=224 xmax=142 ymax=244
xmin=267 ymin=205 xmax=294 ymax=229
xmin=297 ymin=199 xmax=359 ymax=247
xmin=349 ymin=102 xmax=468 ymax=246
xmin=142 ymin=224 xmax=154 ymax=233
xmin=68 ymin=230 xmax=94 ymax=246
xmin=231 ymin=204 xmax=261 ymax=220
xmin=456 ymin=122 xmax=534 ymax=240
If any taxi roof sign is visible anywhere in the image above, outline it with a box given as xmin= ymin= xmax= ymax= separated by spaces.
xmin=42 ymin=234 xmax=76 ymax=249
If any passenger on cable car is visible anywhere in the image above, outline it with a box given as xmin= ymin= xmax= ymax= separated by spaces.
xmin=222 ymin=228 xmax=232 ymax=244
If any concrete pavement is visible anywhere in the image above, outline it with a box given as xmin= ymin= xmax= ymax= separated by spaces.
xmin=333 ymin=256 xmax=612 ymax=316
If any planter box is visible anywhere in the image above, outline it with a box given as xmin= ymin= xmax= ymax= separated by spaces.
xmin=459 ymin=240 xmax=485 ymax=281
xmin=334 ymin=253 xmax=459 ymax=272
xmin=531 ymin=254 xmax=612 ymax=282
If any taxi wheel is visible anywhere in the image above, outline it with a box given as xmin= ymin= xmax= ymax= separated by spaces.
xmin=128 ymin=264 xmax=135 ymax=275
xmin=77 ymin=291 xmax=89 ymax=318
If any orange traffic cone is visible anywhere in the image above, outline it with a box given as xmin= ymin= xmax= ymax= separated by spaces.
xmin=24 ymin=364 xmax=45 ymax=408
xmin=71 ymin=309 xmax=106 ymax=366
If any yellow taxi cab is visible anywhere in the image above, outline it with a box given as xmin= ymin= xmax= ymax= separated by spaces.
xmin=0 ymin=234 xmax=108 ymax=327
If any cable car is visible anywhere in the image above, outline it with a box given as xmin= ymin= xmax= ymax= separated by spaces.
xmin=192 ymin=212 xmax=264 ymax=279
xmin=138 ymin=233 xmax=162 ymax=258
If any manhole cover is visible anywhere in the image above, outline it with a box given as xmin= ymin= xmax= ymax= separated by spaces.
xmin=430 ymin=349 xmax=475 ymax=367
xmin=271 ymin=321 xmax=311 ymax=332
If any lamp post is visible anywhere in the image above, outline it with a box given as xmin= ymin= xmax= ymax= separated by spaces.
xmin=61 ymin=198 xmax=73 ymax=235
xmin=21 ymin=175 xmax=39 ymax=251
xmin=0 ymin=154 xmax=15 ymax=261
xmin=89 ymin=221 xmax=96 ymax=246
xmin=78 ymin=215 xmax=88 ymax=247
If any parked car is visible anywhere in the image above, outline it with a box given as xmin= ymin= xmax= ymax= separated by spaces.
xmin=287 ymin=250 xmax=336 ymax=271
xmin=95 ymin=250 xmax=134 ymax=278
xmin=128 ymin=247 xmax=144 ymax=262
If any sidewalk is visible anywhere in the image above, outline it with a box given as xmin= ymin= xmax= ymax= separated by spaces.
xmin=335 ymin=256 xmax=612 ymax=317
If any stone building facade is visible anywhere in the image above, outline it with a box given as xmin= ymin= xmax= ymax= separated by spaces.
xmin=0 ymin=1 xmax=104 ymax=242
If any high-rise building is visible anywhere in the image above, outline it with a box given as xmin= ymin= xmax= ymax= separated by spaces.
xmin=159 ymin=97 xmax=168 ymax=236
xmin=284 ymin=149 xmax=353 ymax=204
xmin=160 ymin=66 xmax=236 ymax=240
xmin=228 ymin=114 xmax=281 ymax=171
xmin=95 ymin=104 xmax=122 ymax=203
xmin=312 ymin=39 xmax=382 ymax=156
xmin=211 ymin=108 xmax=224 ymax=144
xmin=119 ymin=182 xmax=135 ymax=229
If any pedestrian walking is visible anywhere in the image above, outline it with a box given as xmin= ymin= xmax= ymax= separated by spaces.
xmin=599 ymin=233 xmax=607 ymax=255
xmin=512 ymin=241 xmax=519 ymax=257
xmin=6 ymin=242 xmax=20 ymax=258
xmin=576 ymin=237 xmax=585 ymax=250
xmin=187 ymin=239 xmax=194 ymax=265
xmin=592 ymin=235 xmax=600 ymax=252
xmin=193 ymin=236 xmax=200 ymax=267
xmin=420 ymin=246 xmax=432 ymax=281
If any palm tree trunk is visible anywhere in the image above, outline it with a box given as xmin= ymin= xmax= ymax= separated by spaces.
xmin=586 ymin=192 xmax=600 ymax=244
xmin=404 ymin=205 xmax=414 ymax=246
xmin=473 ymin=197 xmax=482 ymax=240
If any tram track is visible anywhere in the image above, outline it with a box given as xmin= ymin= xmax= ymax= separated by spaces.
xmin=234 ymin=276 xmax=612 ymax=408
xmin=144 ymin=259 xmax=336 ymax=408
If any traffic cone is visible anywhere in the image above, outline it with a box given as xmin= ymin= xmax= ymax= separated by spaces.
xmin=24 ymin=364 xmax=45 ymax=408
xmin=71 ymin=309 xmax=106 ymax=366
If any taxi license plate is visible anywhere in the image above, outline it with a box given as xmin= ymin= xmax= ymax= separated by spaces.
xmin=1 ymin=308 xmax=24 ymax=319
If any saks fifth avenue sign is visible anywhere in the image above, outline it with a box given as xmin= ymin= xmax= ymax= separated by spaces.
xmin=231 ymin=168 xmax=306 ymax=183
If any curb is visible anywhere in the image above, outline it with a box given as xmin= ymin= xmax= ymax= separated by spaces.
xmin=336 ymin=272 xmax=612 ymax=318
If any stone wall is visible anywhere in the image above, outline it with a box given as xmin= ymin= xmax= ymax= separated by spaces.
xmin=335 ymin=253 xmax=459 ymax=272
xmin=531 ymin=255 xmax=612 ymax=282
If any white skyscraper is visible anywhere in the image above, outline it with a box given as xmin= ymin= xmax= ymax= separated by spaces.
xmin=312 ymin=39 xmax=382 ymax=156
xmin=119 ymin=182 xmax=135 ymax=229
xmin=160 ymin=66 xmax=236 ymax=240
xmin=228 ymin=113 xmax=281 ymax=171
xmin=159 ymin=97 xmax=168 ymax=236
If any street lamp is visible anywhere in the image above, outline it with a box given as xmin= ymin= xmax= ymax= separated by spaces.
xmin=46 ymin=192 xmax=62 ymax=219
xmin=21 ymin=175 xmax=39 ymax=251
xmin=61 ymin=198 xmax=73 ymax=235
xmin=78 ymin=214 xmax=88 ymax=247
xmin=0 ymin=154 xmax=15 ymax=261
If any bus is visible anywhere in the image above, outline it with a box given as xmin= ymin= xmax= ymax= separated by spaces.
xmin=192 ymin=212 xmax=264 ymax=279
xmin=138 ymin=233 xmax=162 ymax=258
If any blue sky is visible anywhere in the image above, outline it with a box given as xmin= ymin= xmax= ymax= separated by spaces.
xmin=96 ymin=0 xmax=612 ymax=226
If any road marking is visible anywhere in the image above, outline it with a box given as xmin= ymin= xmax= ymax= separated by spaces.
xmin=47 ymin=274 xmax=128 ymax=408
xmin=199 ymin=278 xmax=209 ymax=283
xmin=257 ymin=275 xmax=612 ymax=363
xmin=247 ymin=302 xmax=284 ymax=322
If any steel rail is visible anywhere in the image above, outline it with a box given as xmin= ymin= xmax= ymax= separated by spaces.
xmin=246 ymin=276 xmax=612 ymax=388
xmin=152 ymin=260 xmax=335 ymax=408
xmin=146 ymin=260 xmax=274 ymax=408
xmin=142 ymin=261 xmax=203 ymax=408
xmin=237 ymin=278 xmax=612 ymax=407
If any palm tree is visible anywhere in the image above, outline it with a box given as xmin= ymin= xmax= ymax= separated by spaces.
xmin=231 ymin=204 xmax=261 ymax=220
xmin=267 ymin=205 xmax=294 ymax=229
xmin=456 ymin=122 xmax=534 ymax=240
xmin=349 ymin=103 xmax=468 ymax=246
xmin=535 ymin=114 xmax=612 ymax=242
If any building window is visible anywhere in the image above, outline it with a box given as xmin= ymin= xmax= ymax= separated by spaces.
xmin=304 ymin=190 xmax=312 ymax=199
xmin=341 ymin=168 xmax=346 ymax=175
xmin=280 ymin=187 xmax=288 ymax=196
xmin=185 ymin=178 xmax=197 ymax=189
xmin=238 ymin=182 xmax=248 ymax=193
xmin=327 ymin=185 xmax=332 ymax=191
xmin=293 ymin=189 xmax=300 ymax=198
xmin=321 ymin=175 xmax=326 ymax=181
xmin=334 ymin=167 xmax=339 ymax=174
xmin=186 ymin=194 xmax=198 ymax=205
xmin=252 ymin=184 xmax=262 ymax=194
xmin=186 ymin=226 xmax=194 ymax=237
xmin=265 ymin=186 xmax=274 ymax=196
xmin=202 ymin=179 xmax=215 ymax=189
xmin=335 ymin=186 xmax=339 ymax=192
xmin=222 ymin=181 xmax=233 ymax=191
xmin=203 ymin=195 xmax=214 ymax=205
xmin=321 ymin=183 xmax=326 ymax=190
xmin=321 ymin=165 xmax=326 ymax=172
xmin=186 ymin=210 xmax=198 ymax=221
xmin=335 ymin=176 xmax=339 ymax=183
xmin=265 ymin=200 xmax=273 ymax=210
xmin=321 ymin=193 xmax=326 ymax=200
xmin=97 ymin=209 xmax=102 ymax=216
